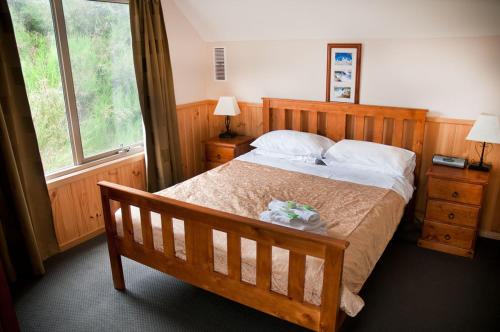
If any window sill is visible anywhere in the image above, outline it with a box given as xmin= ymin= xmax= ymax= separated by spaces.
xmin=46 ymin=151 xmax=145 ymax=190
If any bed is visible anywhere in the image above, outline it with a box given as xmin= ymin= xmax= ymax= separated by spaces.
xmin=99 ymin=98 xmax=427 ymax=331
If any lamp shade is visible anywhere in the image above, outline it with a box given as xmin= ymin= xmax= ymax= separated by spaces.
xmin=466 ymin=113 xmax=500 ymax=144
xmin=214 ymin=96 xmax=241 ymax=116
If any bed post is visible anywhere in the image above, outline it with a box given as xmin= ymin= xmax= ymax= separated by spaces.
xmin=319 ymin=247 xmax=345 ymax=332
xmin=408 ymin=116 xmax=426 ymax=224
xmin=99 ymin=185 xmax=125 ymax=290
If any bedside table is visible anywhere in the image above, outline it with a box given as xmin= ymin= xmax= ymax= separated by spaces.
xmin=204 ymin=136 xmax=254 ymax=170
xmin=418 ymin=165 xmax=489 ymax=258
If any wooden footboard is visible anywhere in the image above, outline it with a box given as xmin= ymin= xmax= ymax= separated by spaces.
xmin=98 ymin=181 xmax=349 ymax=331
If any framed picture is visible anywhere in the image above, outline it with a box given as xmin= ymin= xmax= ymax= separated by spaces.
xmin=326 ymin=43 xmax=362 ymax=103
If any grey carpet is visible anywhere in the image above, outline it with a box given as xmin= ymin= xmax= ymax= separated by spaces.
xmin=13 ymin=234 xmax=500 ymax=332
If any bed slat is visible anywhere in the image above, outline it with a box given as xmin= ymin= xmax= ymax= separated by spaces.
xmin=140 ymin=209 xmax=154 ymax=250
xmin=184 ymin=219 xmax=195 ymax=263
xmin=192 ymin=224 xmax=213 ymax=271
xmin=326 ymin=113 xmax=346 ymax=142
xmin=120 ymin=202 xmax=134 ymax=243
xmin=354 ymin=115 xmax=365 ymax=140
xmin=276 ymin=108 xmax=286 ymax=130
xmin=227 ymin=233 xmax=241 ymax=280
xmin=392 ymin=119 xmax=404 ymax=147
xmin=373 ymin=116 xmax=384 ymax=143
xmin=292 ymin=109 xmax=301 ymax=131
xmin=288 ymin=252 xmax=306 ymax=301
xmin=161 ymin=213 xmax=175 ymax=257
xmin=308 ymin=111 xmax=318 ymax=134
xmin=413 ymin=120 xmax=425 ymax=180
xmin=256 ymin=243 xmax=272 ymax=290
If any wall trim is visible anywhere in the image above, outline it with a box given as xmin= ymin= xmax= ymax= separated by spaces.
xmin=47 ymin=152 xmax=145 ymax=190
xmin=176 ymin=100 xmax=213 ymax=110
xmin=426 ymin=117 xmax=474 ymax=125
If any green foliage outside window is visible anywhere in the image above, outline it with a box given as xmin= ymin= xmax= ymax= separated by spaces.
xmin=8 ymin=0 xmax=143 ymax=174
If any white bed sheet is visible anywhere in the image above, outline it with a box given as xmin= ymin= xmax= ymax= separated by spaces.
xmin=236 ymin=149 xmax=414 ymax=203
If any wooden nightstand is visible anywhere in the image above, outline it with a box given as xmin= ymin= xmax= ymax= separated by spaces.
xmin=418 ymin=165 xmax=489 ymax=258
xmin=204 ymin=136 xmax=254 ymax=170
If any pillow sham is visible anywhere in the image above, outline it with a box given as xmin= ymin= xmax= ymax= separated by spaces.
xmin=251 ymin=130 xmax=335 ymax=158
xmin=324 ymin=139 xmax=416 ymax=177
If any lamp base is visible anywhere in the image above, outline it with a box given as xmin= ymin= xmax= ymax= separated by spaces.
xmin=468 ymin=162 xmax=491 ymax=172
xmin=218 ymin=131 xmax=237 ymax=139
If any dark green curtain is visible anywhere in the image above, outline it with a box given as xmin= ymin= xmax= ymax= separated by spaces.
xmin=129 ymin=0 xmax=183 ymax=192
xmin=0 ymin=0 xmax=59 ymax=281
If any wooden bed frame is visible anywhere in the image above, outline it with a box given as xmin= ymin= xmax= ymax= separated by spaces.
xmin=98 ymin=98 xmax=427 ymax=331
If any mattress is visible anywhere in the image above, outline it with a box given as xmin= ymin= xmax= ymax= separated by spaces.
xmin=115 ymin=151 xmax=411 ymax=317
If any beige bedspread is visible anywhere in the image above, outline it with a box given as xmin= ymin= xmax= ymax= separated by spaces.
xmin=115 ymin=160 xmax=405 ymax=317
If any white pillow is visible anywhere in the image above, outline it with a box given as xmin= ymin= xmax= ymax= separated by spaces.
xmin=253 ymin=148 xmax=318 ymax=164
xmin=324 ymin=139 xmax=416 ymax=177
xmin=251 ymin=130 xmax=335 ymax=158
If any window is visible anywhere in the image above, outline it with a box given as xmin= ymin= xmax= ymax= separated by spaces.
xmin=7 ymin=0 xmax=143 ymax=177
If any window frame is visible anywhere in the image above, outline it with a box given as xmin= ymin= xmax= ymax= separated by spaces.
xmin=41 ymin=0 xmax=143 ymax=180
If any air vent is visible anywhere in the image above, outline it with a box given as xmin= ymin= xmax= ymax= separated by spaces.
xmin=213 ymin=47 xmax=226 ymax=81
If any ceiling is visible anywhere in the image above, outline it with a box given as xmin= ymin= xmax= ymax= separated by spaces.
xmin=173 ymin=0 xmax=500 ymax=42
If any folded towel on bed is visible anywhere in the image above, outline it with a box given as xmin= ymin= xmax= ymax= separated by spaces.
xmin=259 ymin=210 xmax=326 ymax=233
xmin=260 ymin=199 xmax=325 ymax=233
xmin=267 ymin=199 xmax=320 ymax=224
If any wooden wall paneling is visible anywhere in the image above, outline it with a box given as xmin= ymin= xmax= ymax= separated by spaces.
xmin=262 ymin=99 xmax=270 ymax=133
xmin=71 ymin=174 xmax=102 ymax=234
xmin=177 ymin=104 xmax=191 ymax=178
xmin=50 ymin=185 xmax=81 ymax=247
xmin=191 ymin=105 xmax=201 ymax=175
xmin=47 ymin=154 xmax=146 ymax=251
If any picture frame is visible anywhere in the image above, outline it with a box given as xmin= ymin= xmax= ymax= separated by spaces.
xmin=326 ymin=43 xmax=362 ymax=103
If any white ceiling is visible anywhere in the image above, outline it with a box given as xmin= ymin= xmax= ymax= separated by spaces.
xmin=173 ymin=0 xmax=500 ymax=41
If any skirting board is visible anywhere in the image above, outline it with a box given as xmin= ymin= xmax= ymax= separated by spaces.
xmin=478 ymin=230 xmax=500 ymax=241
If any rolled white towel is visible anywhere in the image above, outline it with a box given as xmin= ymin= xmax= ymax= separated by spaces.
xmin=267 ymin=199 xmax=320 ymax=224
xmin=259 ymin=210 xmax=326 ymax=233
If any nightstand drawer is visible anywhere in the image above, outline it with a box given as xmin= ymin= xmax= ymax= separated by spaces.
xmin=425 ymin=200 xmax=479 ymax=228
xmin=421 ymin=220 xmax=475 ymax=249
xmin=206 ymin=145 xmax=235 ymax=162
xmin=428 ymin=177 xmax=483 ymax=205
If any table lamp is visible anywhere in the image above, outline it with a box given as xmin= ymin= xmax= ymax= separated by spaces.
xmin=214 ymin=96 xmax=240 ymax=138
xmin=465 ymin=113 xmax=500 ymax=172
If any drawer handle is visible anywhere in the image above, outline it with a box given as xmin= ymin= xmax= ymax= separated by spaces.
xmin=216 ymin=154 xmax=221 ymax=160
xmin=444 ymin=234 xmax=451 ymax=241
xmin=451 ymin=191 xmax=459 ymax=198
xmin=448 ymin=213 xmax=455 ymax=220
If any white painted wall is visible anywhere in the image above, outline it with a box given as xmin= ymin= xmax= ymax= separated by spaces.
xmin=174 ymin=0 xmax=500 ymax=42
xmin=161 ymin=0 xmax=207 ymax=104
xmin=162 ymin=0 xmax=500 ymax=119
xmin=205 ymin=36 xmax=500 ymax=119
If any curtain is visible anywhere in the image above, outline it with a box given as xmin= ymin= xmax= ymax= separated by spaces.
xmin=130 ymin=0 xmax=183 ymax=192
xmin=0 ymin=1 xmax=59 ymax=281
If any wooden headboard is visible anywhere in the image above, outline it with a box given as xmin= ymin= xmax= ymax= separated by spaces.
xmin=262 ymin=98 xmax=428 ymax=179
